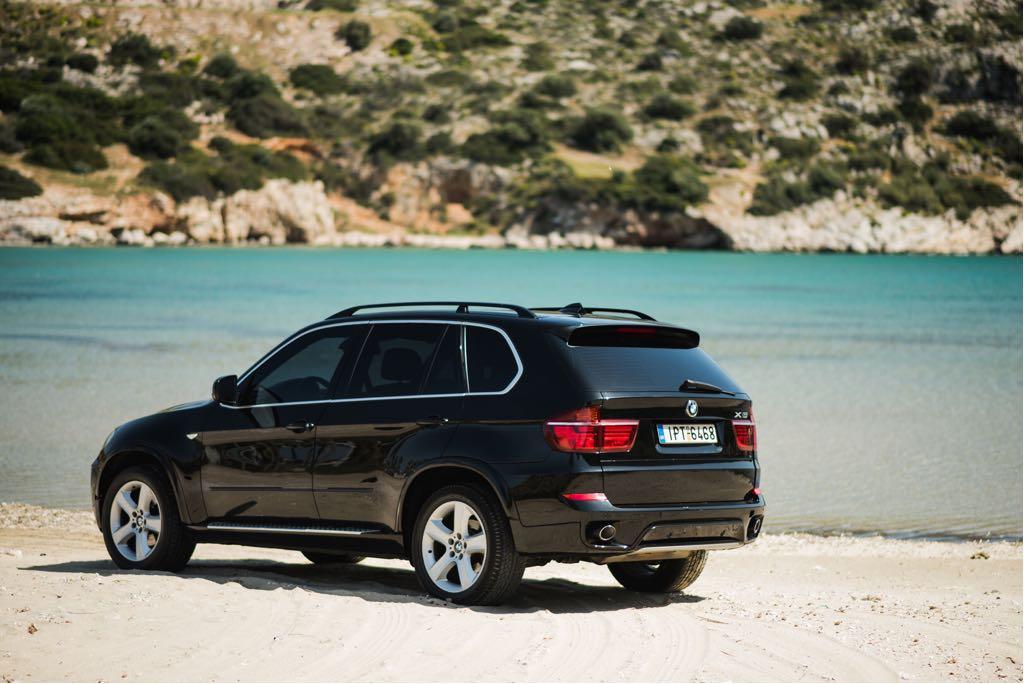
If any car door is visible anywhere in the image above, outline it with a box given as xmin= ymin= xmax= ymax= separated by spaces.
xmin=200 ymin=324 xmax=367 ymax=520
xmin=313 ymin=322 xmax=465 ymax=527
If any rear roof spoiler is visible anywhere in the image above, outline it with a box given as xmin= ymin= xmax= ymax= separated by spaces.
xmin=531 ymin=302 xmax=657 ymax=321
xmin=329 ymin=301 xmax=537 ymax=319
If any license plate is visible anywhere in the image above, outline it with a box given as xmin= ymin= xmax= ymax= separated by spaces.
xmin=657 ymin=423 xmax=718 ymax=445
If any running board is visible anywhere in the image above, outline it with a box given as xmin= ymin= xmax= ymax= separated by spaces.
xmin=204 ymin=522 xmax=378 ymax=536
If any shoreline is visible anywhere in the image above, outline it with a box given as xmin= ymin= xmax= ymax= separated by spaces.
xmin=3 ymin=502 xmax=1020 ymax=544
xmin=1 ymin=240 xmax=1023 ymax=256
xmin=1 ymin=502 xmax=1020 ymax=682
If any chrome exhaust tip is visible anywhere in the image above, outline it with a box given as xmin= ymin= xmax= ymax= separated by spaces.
xmin=597 ymin=524 xmax=617 ymax=542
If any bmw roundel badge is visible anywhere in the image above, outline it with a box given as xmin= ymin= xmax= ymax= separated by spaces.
xmin=686 ymin=399 xmax=698 ymax=417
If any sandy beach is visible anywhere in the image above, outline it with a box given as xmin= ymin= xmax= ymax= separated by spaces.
xmin=0 ymin=503 xmax=1020 ymax=682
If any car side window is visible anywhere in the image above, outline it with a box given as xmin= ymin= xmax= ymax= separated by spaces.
xmin=242 ymin=327 xmax=365 ymax=405
xmin=348 ymin=324 xmax=446 ymax=398
xmin=421 ymin=326 xmax=466 ymax=395
xmin=466 ymin=327 xmax=518 ymax=393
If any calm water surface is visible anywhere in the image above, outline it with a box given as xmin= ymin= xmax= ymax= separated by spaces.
xmin=0 ymin=248 xmax=1020 ymax=539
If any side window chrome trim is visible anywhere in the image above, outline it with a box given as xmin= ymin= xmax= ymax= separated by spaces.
xmin=226 ymin=319 xmax=523 ymax=410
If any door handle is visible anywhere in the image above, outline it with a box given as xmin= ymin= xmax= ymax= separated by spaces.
xmin=285 ymin=421 xmax=315 ymax=433
xmin=417 ymin=416 xmax=449 ymax=426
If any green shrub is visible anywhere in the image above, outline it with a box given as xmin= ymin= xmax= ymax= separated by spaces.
xmin=444 ymin=23 xmax=510 ymax=51
xmin=878 ymin=161 xmax=1013 ymax=218
xmin=337 ymin=20 xmax=371 ymax=51
xmin=425 ymin=131 xmax=453 ymax=154
xmin=204 ymin=53 xmax=240 ymax=79
xmin=656 ymin=137 xmax=680 ymax=152
xmin=108 ymin=33 xmax=162 ymax=68
xmin=0 ymin=73 xmax=45 ymax=112
xmin=628 ymin=155 xmax=707 ymax=211
xmin=306 ymin=0 xmax=357 ymax=10
xmin=137 ymin=71 xmax=202 ymax=108
xmin=422 ymin=104 xmax=450 ymax=123
xmin=289 ymin=64 xmax=347 ymax=95
xmin=118 ymin=96 xmax=199 ymax=141
xmin=566 ymin=107 xmax=633 ymax=152
xmin=390 ymin=37 xmax=414 ymax=56
xmin=655 ymin=29 xmax=690 ymax=54
xmin=834 ymin=46 xmax=869 ymax=74
xmin=823 ymin=112 xmax=857 ymax=138
xmin=696 ymin=115 xmax=754 ymax=155
xmin=888 ymin=25 xmax=917 ymax=42
xmin=721 ymin=16 xmax=764 ymax=40
xmin=748 ymin=163 xmax=846 ymax=215
xmin=0 ymin=165 xmax=42 ymax=199
xmin=643 ymin=93 xmax=695 ymax=120
xmin=846 ymin=145 xmax=890 ymax=170
xmin=522 ymin=42 xmax=555 ymax=71
xmin=943 ymin=110 xmax=1022 ymax=163
xmin=778 ymin=59 xmax=819 ymax=100
xmin=462 ymin=108 xmax=550 ymax=164
xmin=139 ymin=159 xmax=216 ymax=201
xmin=943 ymin=23 xmax=975 ymax=43
xmin=820 ymin=0 xmax=878 ymax=11
xmin=24 ymin=140 xmax=107 ymax=173
xmin=896 ymin=97 xmax=932 ymax=131
xmin=367 ymin=120 xmax=423 ymax=161
xmin=637 ymin=51 xmax=663 ymax=71
xmin=770 ymin=136 xmax=819 ymax=160
xmin=0 ymin=120 xmax=22 ymax=153
xmin=228 ymin=94 xmax=307 ymax=137
xmin=535 ymin=74 xmax=576 ymax=98
xmin=668 ymin=75 xmax=697 ymax=94
xmin=807 ymin=162 xmax=846 ymax=196
xmin=748 ymin=174 xmax=813 ymax=215
xmin=894 ymin=59 xmax=932 ymax=96
xmin=66 ymin=53 xmax=98 ymax=73
xmin=863 ymin=107 xmax=899 ymax=126
xmin=128 ymin=116 xmax=185 ymax=159
xmin=425 ymin=69 xmax=473 ymax=88
xmin=913 ymin=0 xmax=938 ymax=22
xmin=227 ymin=71 xmax=279 ymax=100
xmin=14 ymin=94 xmax=79 ymax=145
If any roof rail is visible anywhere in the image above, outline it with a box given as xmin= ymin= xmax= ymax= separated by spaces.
xmin=531 ymin=302 xmax=657 ymax=321
xmin=329 ymin=301 xmax=537 ymax=319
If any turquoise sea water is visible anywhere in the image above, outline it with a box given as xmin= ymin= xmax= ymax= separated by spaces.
xmin=0 ymin=247 xmax=1020 ymax=539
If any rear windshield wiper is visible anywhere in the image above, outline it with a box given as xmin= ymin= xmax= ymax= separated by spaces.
xmin=679 ymin=378 xmax=734 ymax=395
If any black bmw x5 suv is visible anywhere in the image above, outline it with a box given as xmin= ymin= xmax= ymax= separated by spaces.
xmin=91 ymin=301 xmax=763 ymax=605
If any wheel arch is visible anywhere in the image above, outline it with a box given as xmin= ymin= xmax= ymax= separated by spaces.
xmin=97 ymin=447 xmax=191 ymax=524
xmin=398 ymin=461 xmax=514 ymax=554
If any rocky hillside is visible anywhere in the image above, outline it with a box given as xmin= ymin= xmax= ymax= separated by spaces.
xmin=0 ymin=0 xmax=1020 ymax=252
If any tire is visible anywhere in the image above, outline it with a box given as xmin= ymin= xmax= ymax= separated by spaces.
xmin=410 ymin=483 xmax=525 ymax=606
xmin=608 ymin=551 xmax=708 ymax=593
xmin=302 ymin=551 xmax=365 ymax=565
xmin=101 ymin=465 xmax=195 ymax=572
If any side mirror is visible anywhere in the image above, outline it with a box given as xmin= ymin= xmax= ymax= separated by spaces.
xmin=212 ymin=374 xmax=239 ymax=405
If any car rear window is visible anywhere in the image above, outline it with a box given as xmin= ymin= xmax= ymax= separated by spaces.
xmin=566 ymin=325 xmax=740 ymax=393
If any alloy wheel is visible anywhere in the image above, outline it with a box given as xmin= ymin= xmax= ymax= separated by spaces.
xmin=420 ymin=499 xmax=488 ymax=593
xmin=109 ymin=480 xmax=162 ymax=562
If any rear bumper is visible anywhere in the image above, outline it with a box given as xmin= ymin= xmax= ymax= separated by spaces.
xmin=510 ymin=496 xmax=765 ymax=562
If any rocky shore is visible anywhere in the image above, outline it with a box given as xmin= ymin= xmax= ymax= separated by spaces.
xmin=1 ymin=173 xmax=1020 ymax=253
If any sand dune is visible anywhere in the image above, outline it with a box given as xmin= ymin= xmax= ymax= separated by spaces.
xmin=0 ymin=504 xmax=1020 ymax=682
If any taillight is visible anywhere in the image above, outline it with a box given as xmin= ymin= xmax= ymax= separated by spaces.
xmin=732 ymin=408 xmax=757 ymax=451
xmin=544 ymin=406 xmax=639 ymax=454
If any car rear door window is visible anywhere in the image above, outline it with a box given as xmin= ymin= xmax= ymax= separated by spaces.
xmin=466 ymin=326 xmax=518 ymax=393
xmin=348 ymin=324 xmax=446 ymax=398
xmin=243 ymin=326 xmax=366 ymax=405
xmin=421 ymin=326 xmax=466 ymax=395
